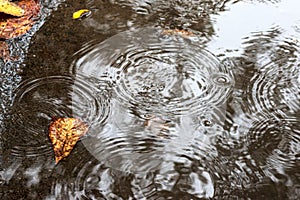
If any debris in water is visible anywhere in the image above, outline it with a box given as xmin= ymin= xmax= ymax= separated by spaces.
xmin=48 ymin=118 xmax=89 ymax=164
xmin=72 ymin=9 xmax=91 ymax=20
xmin=162 ymin=29 xmax=195 ymax=37
xmin=0 ymin=0 xmax=40 ymax=39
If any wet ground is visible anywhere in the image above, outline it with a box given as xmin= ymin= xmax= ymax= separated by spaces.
xmin=0 ymin=0 xmax=300 ymax=199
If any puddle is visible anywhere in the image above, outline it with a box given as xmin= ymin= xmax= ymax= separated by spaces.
xmin=0 ymin=0 xmax=299 ymax=199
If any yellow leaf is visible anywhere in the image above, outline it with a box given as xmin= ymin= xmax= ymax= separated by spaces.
xmin=48 ymin=118 xmax=89 ymax=164
xmin=0 ymin=0 xmax=25 ymax=17
xmin=72 ymin=9 xmax=90 ymax=19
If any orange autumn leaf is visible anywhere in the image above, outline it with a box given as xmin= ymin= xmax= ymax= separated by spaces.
xmin=162 ymin=29 xmax=194 ymax=37
xmin=49 ymin=118 xmax=89 ymax=164
xmin=0 ymin=0 xmax=40 ymax=39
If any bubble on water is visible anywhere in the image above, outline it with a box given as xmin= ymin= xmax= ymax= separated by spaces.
xmin=211 ymin=73 xmax=233 ymax=87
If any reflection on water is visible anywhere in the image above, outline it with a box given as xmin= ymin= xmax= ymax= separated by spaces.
xmin=72 ymin=28 xmax=234 ymax=180
xmin=72 ymin=27 xmax=234 ymax=115
xmin=1 ymin=0 xmax=300 ymax=199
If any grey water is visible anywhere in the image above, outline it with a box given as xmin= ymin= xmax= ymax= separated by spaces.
xmin=0 ymin=0 xmax=299 ymax=199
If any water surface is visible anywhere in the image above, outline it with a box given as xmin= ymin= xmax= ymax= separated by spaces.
xmin=0 ymin=0 xmax=299 ymax=199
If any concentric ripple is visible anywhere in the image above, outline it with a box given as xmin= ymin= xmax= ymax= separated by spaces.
xmin=6 ymin=75 xmax=111 ymax=159
xmin=246 ymin=59 xmax=300 ymax=117
xmin=242 ymin=33 xmax=300 ymax=117
xmin=73 ymin=27 xmax=234 ymax=115
xmin=74 ymin=27 xmax=235 ymax=173
xmin=83 ymin=97 xmax=225 ymax=173
xmin=115 ymin=46 xmax=233 ymax=115
xmin=245 ymin=115 xmax=300 ymax=191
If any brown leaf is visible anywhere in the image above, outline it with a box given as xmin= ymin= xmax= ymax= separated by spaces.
xmin=49 ymin=118 xmax=89 ymax=164
xmin=0 ymin=0 xmax=40 ymax=39
xmin=162 ymin=29 xmax=194 ymax=37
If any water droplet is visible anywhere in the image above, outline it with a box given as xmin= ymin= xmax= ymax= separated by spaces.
xmin=203 ymin=119 xmax=213 ymax=127
xmin=211 ymin=73 xmax=232 ymax=87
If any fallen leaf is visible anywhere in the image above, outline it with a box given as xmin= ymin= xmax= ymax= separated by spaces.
xmin=0 ymin=0 xmax=25 ymax=17
xmin=0 ymin=0 xmax=40 ymax=39
xmin=49 ymin=118 xmax=89 ymax=164
xmin=72 ymin=9 xmax=90 ymax=20
xmin=162 ymin=29 xmax=194 ymax=38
